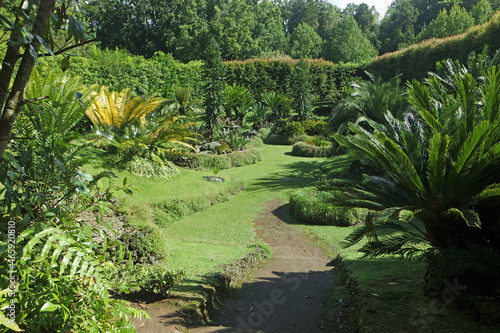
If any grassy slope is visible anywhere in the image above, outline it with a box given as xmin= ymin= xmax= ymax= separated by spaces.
xmin=160 ymin=145 xmax=326 ymax=278
xmin=85 ymin=145 xmax=326 ymax=279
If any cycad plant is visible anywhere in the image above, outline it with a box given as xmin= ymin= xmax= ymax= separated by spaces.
xmin=86 ymin=86 xmax=165 ymax=131
xmin=16 ymin=68 xmax=96 ymax=139
xmin=329 ymin=72 xmax=409 ymax=135
xmin=332 ymin=66 xmax=500 ymax=268
xmin=91 ymin=115 xmax=199 ymax=166
xmin=165 ymin=86 xmax=201 ymax=117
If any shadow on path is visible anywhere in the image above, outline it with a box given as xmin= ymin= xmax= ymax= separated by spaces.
xmin=189 ymin=199 xmax=344 ymax=333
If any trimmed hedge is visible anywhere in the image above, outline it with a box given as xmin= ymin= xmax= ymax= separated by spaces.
xmin=289 ymin=188 xmax=363 ymax=226
xmin=125 ymin=157 xmax=180 ymax=179
xmin=196 ymin=149 xmax=264 ymax=170
xmin=368 ymin=12 xmax=500 ymax=82
xmin=224 ymin=59 xmax=365 ymax=100
xmin=155 ymin=183 xmax=243 ymax=226
xmin=291 ymin=142 xmax=333 ymax=158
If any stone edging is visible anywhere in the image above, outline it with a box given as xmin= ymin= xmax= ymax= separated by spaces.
xmin=179 ymin=246 xmax=270 ymax=328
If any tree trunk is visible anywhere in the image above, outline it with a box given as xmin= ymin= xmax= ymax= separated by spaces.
xmin=0 ymin=0 xmax=55 ymax=164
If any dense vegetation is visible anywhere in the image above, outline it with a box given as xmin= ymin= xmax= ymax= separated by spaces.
xmin=1 ymin=0 xmax=500 ymax=332
xmin=82 ymin=0 xmax=500 ymax=62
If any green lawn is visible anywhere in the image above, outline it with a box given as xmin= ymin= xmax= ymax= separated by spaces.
xmin=85 ymin=145 xmax=327 ymax=279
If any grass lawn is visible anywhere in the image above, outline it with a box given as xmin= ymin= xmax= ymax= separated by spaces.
xmin=296 ymin=221 xmax=500 ymax=332
xmin=85 ymin=145 xmax=327 ymax=280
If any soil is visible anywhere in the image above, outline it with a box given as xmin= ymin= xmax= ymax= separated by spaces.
xmin=132 ymin=199 xmax=343 ymax=333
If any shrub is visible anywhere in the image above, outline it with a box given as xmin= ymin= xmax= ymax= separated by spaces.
xmin=156 ymin=183 xmax=244 ymax=226
xmin=263 ymin=133 xmax=293 ymax=145
xmin=135 ymin=266 xmax=185 ymax=299
xmin=196 ymin=149 xmax=263 ymax=170
xmin=197 ymin=153 xmax=233 ymax=170
xmin=245 ymin=136 xmax=264 ymax=147
xmin=125 ymin=157 xmax=180 ymax=179
xmin=271 ymin=119 xmax=305 ymax=137
xmin=303 ymin=119 xmax=327 ymax=136
xmin=291 ymin=142 xmax=333 ymax=157
xmin=289 ymin=188 xmax=363 ymax=226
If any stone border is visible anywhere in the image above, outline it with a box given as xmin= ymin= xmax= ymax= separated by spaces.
xmin=178 ymin=246 xmax=270 ymax=328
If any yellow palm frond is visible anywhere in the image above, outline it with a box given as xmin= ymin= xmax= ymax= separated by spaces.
xmin=86 ymin=86 xmax=165 ymax=129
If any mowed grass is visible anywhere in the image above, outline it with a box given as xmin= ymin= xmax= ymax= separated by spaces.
xmin=84 ymin=145 xmax=327 ymax=280
xmin=296 ymin=221 xmax=500 ymax=332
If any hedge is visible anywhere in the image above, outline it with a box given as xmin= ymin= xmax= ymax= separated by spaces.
xmin=195 ymin=149 xmax=264 ymax=170
xmin=224 ymin=59 xmax=365 ymax=100
xmin=289 ymin=187 xmax=363 ymax=226
xmin=291 ymin=142 xmax=333 ymax=158
xmin=368 ymin=12 xmax=500 ymax=82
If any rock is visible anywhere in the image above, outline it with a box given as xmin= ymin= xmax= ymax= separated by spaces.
xmin=199 ymin=142 xmax=221 ymax=152
xmin=243 ymin=130 xmax=259 ymax=137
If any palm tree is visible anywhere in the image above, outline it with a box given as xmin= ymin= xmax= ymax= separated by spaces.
xmin=333 ymin=66 xmax=500 ymax=257
xmin=86 ymin=86 xmax=165 ymax=131
xmin=329 ymin=72 xmax=409 ymax=135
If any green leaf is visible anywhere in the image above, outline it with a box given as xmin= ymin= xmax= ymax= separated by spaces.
xmin=73 ymin=177 xmax=90 ymax=199
xmin=76 ymin=171 xmax=93 ymax=182
xmin=61 ymin=56 xmax=70 ymax=72
xmin=398 ymin=210 xmax=415 ymax=223
xmin=40 ymin=301 xmax=59 ymax=312
xmin=34 ymin=34 xmax=54 ymax=56
xmin=0 ymin=311 xmax=23 ymax=331
xmin=0 ymin=14 xmax=14 ymax=29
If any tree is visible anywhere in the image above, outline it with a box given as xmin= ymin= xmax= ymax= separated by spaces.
xmin=353 ymin=3 xmax=380 ymax=49
xmin=293 ymin=59 xmax=313 ymax=121
xmin=202 ymin=38 xmax=225 ymax=139
xmin=0 ymin=0 xmax=88 ymax=164
xmin=416 ymin=5 xmax=475 ymax=42
xmin=471 ymin=0 xmax=493 ymax=24
xmin=379 ymin=0 xmax=419 ymax=53
xmin=288 ymin=22 xmax=323 ymax=59
xmin=323 ymin=15 xmax=378 ymax=63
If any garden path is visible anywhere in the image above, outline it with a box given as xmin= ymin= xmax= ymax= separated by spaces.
xmin=187 ymin=199 xmax=343 ymax=333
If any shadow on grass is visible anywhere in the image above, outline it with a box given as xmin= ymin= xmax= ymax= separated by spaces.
xmin=245 ymin=160 xmax=327 ymax=193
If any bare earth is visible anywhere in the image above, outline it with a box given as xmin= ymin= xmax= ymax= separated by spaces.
xmin=190 ymin=199 xmax=339 ymax=333
xmin=134 ymin=199 xmax=341 ymax=333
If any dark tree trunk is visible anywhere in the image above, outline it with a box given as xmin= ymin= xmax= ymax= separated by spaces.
xmin=0 ymin=0 xmax=56 ymax=164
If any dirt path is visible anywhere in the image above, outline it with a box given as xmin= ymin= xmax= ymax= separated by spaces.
xmin=188 ymin=199 xmax=340 ymax=333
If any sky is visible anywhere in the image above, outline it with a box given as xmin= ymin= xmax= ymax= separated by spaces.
xmin=330 ymin=0 xmax=393 ymax=19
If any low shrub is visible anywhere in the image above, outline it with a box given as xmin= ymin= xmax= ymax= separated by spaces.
xmin=271 ymin=119 xmax=305 ymax=137
xmin=196 ymin=149 xmax=263 ymax=170
xmin=197 ymin=153 xmax=233 ymax=170
xmin=289 ymin=187 xmax=363 ymax=226
xmin=291 ymin=142 xmax=333 ymax=157
xmin=155 ymin=183 xmax=244 ymax=226
xmin=135 ymin=266 xmax=186 ymax=299
xmin=263 ymin=133 xmax=294 ymax=145
xmin=303 ymin=119 xmax=327 ymax=136
xmin=305 ymin=136 xmax=330 ymax=147
xmin=125 ymin=157 xmax=180 ymax=179
xmin=245 ymin=136 xmax=264 ymax=147
xmin=258 ymin=127 xmax=271 ymax=139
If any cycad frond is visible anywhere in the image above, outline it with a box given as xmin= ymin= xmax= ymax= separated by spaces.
xmin=86 ymin=86 xmax=165 ymax=129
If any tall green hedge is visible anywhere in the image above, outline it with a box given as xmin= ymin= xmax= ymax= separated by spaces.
xmin=40 ymin=46 xmax=364 ymax=100
xmin=224 ymin=59 xmax=365 ymax=100
xmin=368 ymin=11 xmax=500 ymax=82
